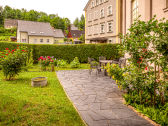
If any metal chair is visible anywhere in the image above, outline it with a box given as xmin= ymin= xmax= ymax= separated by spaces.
xmin=88 ymin=57 xmax=101 ymax=75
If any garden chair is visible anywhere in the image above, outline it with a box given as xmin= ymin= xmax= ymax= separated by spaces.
xmin=99 ymin=56 xmax=106 ymax=71
xmin=88 ymin=57 xmax=101 ymax=75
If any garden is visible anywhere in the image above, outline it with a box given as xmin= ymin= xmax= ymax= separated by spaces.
xmin=0 ymin=17 xmax=167 ymax=126
xmin=0 ymin=43 xmax=121 ymax=125
xmin=106 ymin=17 xmax=168 ymax=126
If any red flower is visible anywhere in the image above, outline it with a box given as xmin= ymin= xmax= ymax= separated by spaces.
xmin=1 ymin=56 xmax=4 ymax=58
xmin=145 ymin=67 xmax=148 ymax=70
xmin=22 ymin=50 xmax=25 ymax=52
xmin=6 ymin=54 xmax=8 ymax=55
xmin=6 ymin=48 xmax=9 ymax=50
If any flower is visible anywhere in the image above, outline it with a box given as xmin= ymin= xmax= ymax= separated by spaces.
xmin=5 ymin=48 xmax=9 ymax=50
xmin=6 ymin=54 xmax=8 ymax=55
xmin=145 ymin=66 xmax=148 ymax=70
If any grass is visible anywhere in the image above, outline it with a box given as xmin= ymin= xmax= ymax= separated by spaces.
xmin=0 ymin=64 xmax=89 ymax=126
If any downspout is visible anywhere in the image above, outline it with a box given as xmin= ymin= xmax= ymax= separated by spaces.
xmin=125 ymin=0 xmax=126 ymax=34
xmin=150 ymin=0 xmax=153 ymax=19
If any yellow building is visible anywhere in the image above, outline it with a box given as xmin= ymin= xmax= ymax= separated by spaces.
xmin=17 ymin=20 xmax=64 ymax=44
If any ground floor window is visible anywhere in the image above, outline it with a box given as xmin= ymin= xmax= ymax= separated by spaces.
xmin=22 ymin=39 xmax=26 ymax=42
xmin=40 ymin=39 xmax=43 ymax=43
xmin=47 ymin=39 xmax=50 ymax=43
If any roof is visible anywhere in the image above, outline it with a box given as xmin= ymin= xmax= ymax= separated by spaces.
xmin=4 ymin=19 xmax=18 ymax=28
xmin=18 ymin=20 xmax=55 ymax=37
xmin=71 ymin=24 xmax=78 ymax=30
xmin=53 ymin=29 xmax=64 ymax=38
xmin=84 ymin=0 xmax=92 ymax=11
xmin=70 ymin=30 xmax=85 ymax=38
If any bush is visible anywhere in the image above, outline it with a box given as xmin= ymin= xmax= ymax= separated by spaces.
xmin=0 ymin=46 xmax=28 ymax=80
xmin=57 ymin=59 xmax=67 ymax=68
xmin=70 ymin=57 xmax=80 ymax=68
xmin=0 ymin=42 xmax=123 ymax=63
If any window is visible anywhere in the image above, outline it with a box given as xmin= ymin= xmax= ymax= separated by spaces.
xmin=40 ymin=39 xmax=43 ymax=43
xmin=100 ymin=9 xmax=104 ymax=18
xmin=100 ymin=0 xmax=104 ymax=4
xmin=47 ymin=39 xmax=50 ymax=43
xmin=22 ymin=39 xmax=26 ymax=42
xmin=131 ymin=0 xmax=139 ymax=23
xmin=107 ymin=22 xmax=113 ymax=32
xmin=108 ymin=6 xmax=112 ymax=15
xmin=96 ymin=0 xmax=99 ymax=6
xmin=91 ymin=1 xmax=94 ymax=8
xmin=34 ymin=39 xmax=37 ymax=43
xmin=100 ymin=23 xmax=105 ymax=33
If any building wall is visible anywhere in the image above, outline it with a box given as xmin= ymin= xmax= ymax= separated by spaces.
xmin=29 ymin=36 xmax=54 ymax=44
xmin=85 ymin=0 xmax=120 ymax=44
xmin=54 ymin=38 xmax=64 ymax=43
xmin=19 ymin=32 xmax=28 ymax=43
xmin=122 ymin=0 xmax=168 ymax=34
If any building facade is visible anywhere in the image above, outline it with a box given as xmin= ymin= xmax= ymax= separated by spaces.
xmin=84 ymin=0 xmax=122 ymax=44
xmin=84 ymin=0 xmax=167 ymax=44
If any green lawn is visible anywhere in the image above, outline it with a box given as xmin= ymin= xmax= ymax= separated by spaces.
xmin=0 ymin=64 xmax=89 ymax=126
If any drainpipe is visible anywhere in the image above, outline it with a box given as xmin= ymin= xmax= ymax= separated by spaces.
xmin=125 ymin=0 xmax=126 ymax=34
xmin=150 ymin=0 xmax=153 ymax=19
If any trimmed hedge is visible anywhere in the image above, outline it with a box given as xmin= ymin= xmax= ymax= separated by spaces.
xmin=0 ymin=42 xmax=123 ymax=63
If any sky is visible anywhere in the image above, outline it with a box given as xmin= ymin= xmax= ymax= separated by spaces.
xmin=0 ymin=0 xmax=88 ymax=22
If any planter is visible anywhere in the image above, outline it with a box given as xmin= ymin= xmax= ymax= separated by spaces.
xmin=31 ymin=77 xmax=47 ymax=87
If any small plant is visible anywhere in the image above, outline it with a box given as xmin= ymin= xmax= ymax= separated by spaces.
xmin=70 ymin=57 xmax=80 ymax=68
xmin=0 ymin=46 xmax=28 ymax=80
xmin=57 ymin=59 xmax=67 ymax=68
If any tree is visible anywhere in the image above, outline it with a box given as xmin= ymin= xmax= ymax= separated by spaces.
xmin=63 ymin=18 xmax=71 ymax=30
xmin=73 ymin=17 xmax=79 ymax=27
xmin=79 ymin=14 xmax=85 ymax=31
xmin=26 ymin=10 xmax=39 ymax=21
xmin=50 ymin=17 xmax=65 ymax=30
xmin=0 ymin=6 xmax=4 ymax=26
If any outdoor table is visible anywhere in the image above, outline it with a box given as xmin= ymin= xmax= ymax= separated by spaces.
xmin=99 ymin=60 xmax=114 ymax=76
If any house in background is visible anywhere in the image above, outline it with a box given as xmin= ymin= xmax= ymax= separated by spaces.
xmin=84 ymin=0 xmax=122 ymax=44
xmin=65 ymin=24 xmax=85 ymax=43
xmin=4 ymin=19 xmax=18 ymax=29
xmin=17 ymin=20 xmax=64 ymax=44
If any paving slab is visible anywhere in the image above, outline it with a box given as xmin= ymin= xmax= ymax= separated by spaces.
xmin=56 ymin=70 xmax=154 ymax=126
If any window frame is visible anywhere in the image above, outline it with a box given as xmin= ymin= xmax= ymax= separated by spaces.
xmin=100 ymin=23 xmax=105 ymax=33
xmin=100 ymin=8 xmax=105 ymax=18
xmin=131 ymin=0 xmax=139 ymax=23
xmin=108 ymin=5 xmax=113 ymax=16
xmin=40 ymin=39 xmax=43 ymax=43
xmin=107 ymin=21 xmax=113 ymax=33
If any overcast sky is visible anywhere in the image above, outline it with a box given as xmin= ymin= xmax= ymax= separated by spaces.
xmin=0 ymin=0 xmax=88 ymax=22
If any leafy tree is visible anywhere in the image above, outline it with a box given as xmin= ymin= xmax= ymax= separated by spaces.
xmin=0 ymin=6 xmax=4 ymax=26
xmin=50 ymin=17 xmax=65 ymax=30
xmin=79 ymin=14 xmax=85 ymax=31
xmin=73 ymin=18 xmax=79 ymax=27
xmin=79 ymin=34 xmax=85 ymax=42
xmin=63 ymin=18 xmax=71 ymax=30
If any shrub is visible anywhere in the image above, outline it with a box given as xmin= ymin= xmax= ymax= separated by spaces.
xmin=70 ymin=57 xmax=80 ymax=68
xmin=0 ymin=46 xmax=28 ymax=80
xmin=0 ymin=42 xmax=123 ymax=63
xmin=57 ymin=59 xmax=67 ymax=68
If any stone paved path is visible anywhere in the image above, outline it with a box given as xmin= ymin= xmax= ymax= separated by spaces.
xmin=56 ymin=70 xmax=154 ymax=126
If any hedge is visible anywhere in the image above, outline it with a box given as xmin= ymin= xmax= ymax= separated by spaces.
xmin=0 ymin=42 xmax=123 ymax=63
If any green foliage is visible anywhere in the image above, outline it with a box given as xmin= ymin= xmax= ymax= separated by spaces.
xmin=70 ymin=57 xmax=80 ymax=68
xmin=0 ymin=36 xmax=10 ymax=41
xmin=0 ymin=46 xmax=28 ymax=80
xmin=64 ymin=37 xmax=68 ymax=42
xmin=0 ymin=27 xmax=16 ymax=36
xmin=57 ymin=59 xmax=67 ymax=68
xmin=0 ymin=42 xmax=123 ymax=63
xmin=73 ymin=14 xmax=85 ymax=30
xmin=79 ymin=34 xmax=85 ymax=42
xmin=0 ymin=5 xmax=71 ymax=30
